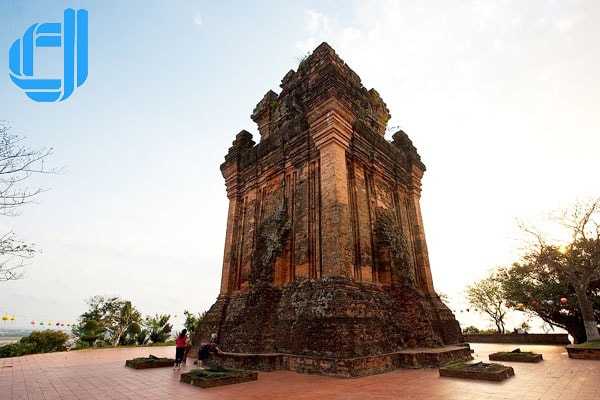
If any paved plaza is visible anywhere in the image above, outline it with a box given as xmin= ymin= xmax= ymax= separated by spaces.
xmin=1 ymin=343 xmax=599 ymax=400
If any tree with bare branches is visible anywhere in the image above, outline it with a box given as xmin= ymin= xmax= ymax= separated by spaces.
xmin=0 ymin=122 xmax=54 ymax=282
xmin=467 ymin=272 xmax=508 ymax=334
xmin=520 ymin=199 xmax=600 ymax=342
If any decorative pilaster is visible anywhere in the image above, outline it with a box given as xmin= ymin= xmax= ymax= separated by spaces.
xmin=307 ymin=98 xmax=354 ymax=278
xmin=408 ymin=164 xmax=435 ymax=294
xmin=219 ymin=131 xmax=255 ymax=294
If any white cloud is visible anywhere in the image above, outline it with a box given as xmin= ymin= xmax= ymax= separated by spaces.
xmin=193 ymin=13 xmax=203 ymax=26
xmin=305 ymin=9 xmax=330 ymax=34
xmin=555 ymin=16 xmax=578 ymax=33
xmin=296 ymin=9 xmax=334 ymax=53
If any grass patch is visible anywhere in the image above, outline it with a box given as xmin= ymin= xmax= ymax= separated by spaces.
xmin=573 ymin=340 xmax=600 ymax=349
xmin=489 ymin=350 xmax=542 ymax=363
xmin=443 ymin=361 xmax=508 ymax=372
xmin=185 ymin=367 xmax=232 ymax=379
xmin=125 ymin=355 xmax=174 ymax=369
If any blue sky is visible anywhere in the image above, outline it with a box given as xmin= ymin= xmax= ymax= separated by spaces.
xmin=1 ymin=0 xmax=599 ymax=332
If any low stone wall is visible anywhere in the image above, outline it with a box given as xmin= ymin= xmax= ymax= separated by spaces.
xmin=464 ymin=333 xmax=570 ymax=345
xmin=213 ymin=345 xmax=472 ymax=378
xmin=215 ymin=352 xmax=284 ymax=371
xmin=566 ymin=346 xmax=600 ymax=360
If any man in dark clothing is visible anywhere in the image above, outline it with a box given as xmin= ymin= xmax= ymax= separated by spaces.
xmin=197 ymin=334 xmax=219 ymax=367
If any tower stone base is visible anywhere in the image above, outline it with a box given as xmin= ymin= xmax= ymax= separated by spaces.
xmin=193 ymin=278 xmax=467 ymax=376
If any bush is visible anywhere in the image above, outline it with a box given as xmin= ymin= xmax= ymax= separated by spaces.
xmin=0 ymin=330 xmax=68 ymax=358
xmin=463 ymin=326 xmax=481 ymax=334
xmin=74 ymin=340 xmax=91 ymax=350
xmin=462 ymin=326 xmax=499 ymax=335
xmin=0 ymin=342 xmax=34 ymax=358
xmin=94 ymin=339 xmax=111 ymax=348
xmin=72 ymin=319 xmax=105 ymax=347
xmin=21 ymin=330 xmax=69 ymax=353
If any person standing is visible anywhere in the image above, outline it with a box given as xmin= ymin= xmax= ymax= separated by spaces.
xmin=174 ymin=329 xmax=188 ymax=369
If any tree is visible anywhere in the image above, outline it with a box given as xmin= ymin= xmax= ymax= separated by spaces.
xmin=0 ymin=122 xmax=54 ymax=282
xmin=497 ymin=262 xmax=599 ymax=344
xmin=72 ymin=319 xmax=105 ymax=347
xmin=120 ymin=319 xmax=143 ymax=346
xmin=182 ymin=310 xmax=206 ymax=346
xmin=520 ymin=199 xmax=600 ymax=342
xmin=145 ymin=314 xmax=172 ymax=343
xmin=109 ymin=300 xmax=142 ymax=346
xmin=135 ymin=328 xmax=149 ymax=346
xmin=183 ymin=310 xmax=205 ymax=333
xmin=467 ymin=273 xmax=508 ymax=334
xmin=72 ymin=296 xmax=143 ymax=346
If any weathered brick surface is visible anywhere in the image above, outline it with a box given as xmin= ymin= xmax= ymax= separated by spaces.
xmin=196 ymin=42 xmax=463 ymax=375
xmin=212 ymin=346 xmax=472 ymax=378
xmin=566 ymin=346 xmax=600 ymax=360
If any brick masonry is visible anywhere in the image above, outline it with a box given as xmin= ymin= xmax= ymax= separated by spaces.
xmin=194 ymin=42 xmax=466 ymax=376
xmin=213 ymin=346 xmax=473 ymax=378
xmin=566 ymin=346 xmax=600 ymax=360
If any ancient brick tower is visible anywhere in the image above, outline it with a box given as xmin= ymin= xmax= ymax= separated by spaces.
xmin=196 ymin=43 xmax=466 ymax=376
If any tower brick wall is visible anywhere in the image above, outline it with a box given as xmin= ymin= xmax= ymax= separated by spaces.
xmin=195 ymin=42 xmax=463 ymax=365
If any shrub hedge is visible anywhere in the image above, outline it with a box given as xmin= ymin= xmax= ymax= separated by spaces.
xmin=0 ymin=330 xmax=69 ymax=358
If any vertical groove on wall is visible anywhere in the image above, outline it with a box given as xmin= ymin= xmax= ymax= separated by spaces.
xmin=227 ymin=197 xmax=240 ymax=293
xmin=317 ymin=160 xmax=323 ymax=278
xmin=235 ymin=197 xmax=247 ymax=290
xmin=308 ymin=161 xmax=316 ymax=279
xmin=347 ymin=158 xmax=361 ymax=281
xmin=252 ymin=186 xmax=262 ymax=272
xmin=365 ymin=170 xmax=378 ymax=283
xmin=290 ymin=170 xmax=297 ymax=281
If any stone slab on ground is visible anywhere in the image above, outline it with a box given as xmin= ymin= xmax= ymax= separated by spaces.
xmin=566 ymin=345 xmax=600 ymax=360
xmin=125 ymin=356 xmax=175 ymax=369
xmin=489 ymin=350 xmax=543 ymax=363
xmin=439 ymin=361 xmax=515 ymax=382
xmin=180 ymin=368 xmax=258 ymax=388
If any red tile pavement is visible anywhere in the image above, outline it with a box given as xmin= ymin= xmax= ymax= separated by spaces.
xmin=1 ymin=343 xmax=599 ymax=400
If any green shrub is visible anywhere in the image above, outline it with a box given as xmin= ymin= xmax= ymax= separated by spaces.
xmin=20 ymin=330 xmax=69 ymax=353
xmin=94 ymin=339 xmax=111 ymax=348
xmin=0 ymin=342 xmax=34 ymax=358
xmin=74 ymin=340 xmax=91 ymax=350
xmin=72 ymin=319 xmax=105 ymax=347
xmin=463 ymin=326 xmax=480 ymax=334
xmin=463 ymin=327 xmax=498 ymax=335
xmin=0 ymin=330 xmax=69 ymax=358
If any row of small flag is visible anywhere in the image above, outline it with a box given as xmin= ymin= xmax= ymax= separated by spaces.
xmin=1 ymin=314 xmax=72 ymax=327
